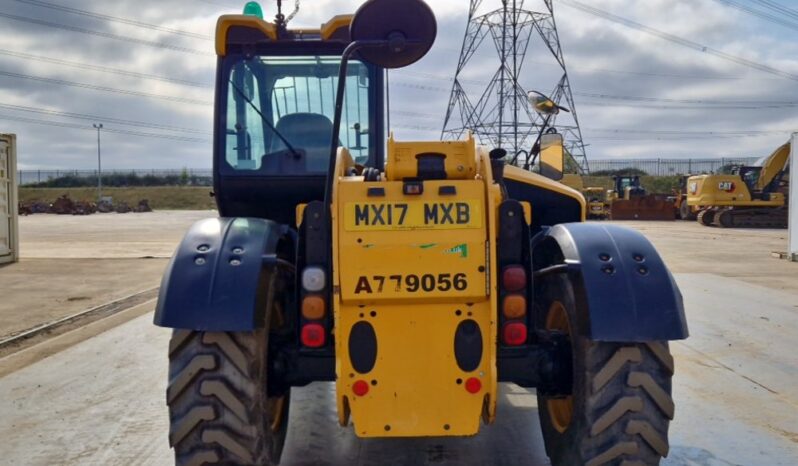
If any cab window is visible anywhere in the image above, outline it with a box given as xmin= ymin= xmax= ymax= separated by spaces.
xmin=224 ymin=56 xmax=373 ymax=175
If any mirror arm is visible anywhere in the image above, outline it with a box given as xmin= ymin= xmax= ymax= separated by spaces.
xmin=324 ymin=41 xmax=368 ymax=210
xmin=323 ymin=38 xmax=422 ymax=208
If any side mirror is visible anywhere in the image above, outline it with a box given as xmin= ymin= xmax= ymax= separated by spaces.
xmin=540 ymin=133 xmax=564 ymax=181
xmin=350 ymin=0 xmax=437 ymax=69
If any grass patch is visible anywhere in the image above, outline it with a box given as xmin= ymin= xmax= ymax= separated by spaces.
xmin=20 ymin=187 xmax=216 ymax=210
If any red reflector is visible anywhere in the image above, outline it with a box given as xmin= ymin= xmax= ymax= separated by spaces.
xmin=301 ymin=323 xmax=326 ymax=348
xmin=502 ymin=322 xmax=528 ymax=346
xmin=352 ymin=380 xmax=369 ymax=396
xmin=502 ymin=265 xmax=527 ymax=292
xmin=465 ymin=377 xmax=482 ymax=394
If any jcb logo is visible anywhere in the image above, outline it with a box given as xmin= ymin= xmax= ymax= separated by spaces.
xmin=718 ymin=181 xmax=736 ymax=193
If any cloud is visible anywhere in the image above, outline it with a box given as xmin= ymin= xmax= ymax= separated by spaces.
xmin=0 ymin=0 xmax=796 ymax=171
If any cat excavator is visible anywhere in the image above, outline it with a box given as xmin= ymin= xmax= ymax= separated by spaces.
xmin=688 ymin=141 xmax=790 ymax=228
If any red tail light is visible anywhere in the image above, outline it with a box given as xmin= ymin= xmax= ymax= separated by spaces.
xmin=465 ymin=377 xmax=482 ymax=394
xmin=301 ymin=323 xmax=326 ymax=348
xmin=502 ymin=265 xmax=527 ymax=292
xmin=502 ymin=322 xmax=527 ymax=346
xmin=352 ymin=380 xmax=370 ymax=397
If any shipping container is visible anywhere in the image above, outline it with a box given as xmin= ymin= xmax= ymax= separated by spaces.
xmin=0 ymin=134 xmax=18 ymax=264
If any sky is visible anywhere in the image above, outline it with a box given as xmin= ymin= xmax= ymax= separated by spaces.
xmin=1 ymin=0 xmax=797 ymax=170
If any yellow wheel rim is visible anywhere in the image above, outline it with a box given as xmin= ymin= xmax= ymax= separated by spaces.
xmin=546 ymin=300 xmax=573 ymax=433
xmin=269 ymin=396 xmax=287 ymax=432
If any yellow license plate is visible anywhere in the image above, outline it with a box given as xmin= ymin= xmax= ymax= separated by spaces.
xmin=344 ymin=200 xmax=483 ymax=231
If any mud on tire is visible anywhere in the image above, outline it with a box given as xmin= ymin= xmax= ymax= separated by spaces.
xmin=167 ymin=329 xmax=289 ymax=466
xmin=537 ymin=274 xmax=675 ymax=466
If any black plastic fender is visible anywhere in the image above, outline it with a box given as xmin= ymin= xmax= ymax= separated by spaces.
xmin=533 ymin=223 xmax=688 ymax=342
xmin=154 ymin=217 xmax=289 ymax=331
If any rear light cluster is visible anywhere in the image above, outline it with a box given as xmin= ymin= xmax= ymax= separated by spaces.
xmin=501 ymin=265 xmax=528 ymax=346
xmin=300 ymin=267 xmax=327 ymax=348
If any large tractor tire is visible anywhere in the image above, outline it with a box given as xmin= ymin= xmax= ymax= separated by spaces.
xmin=167 ymin=329 xmax=290 ymax=466
xmin=537 ymin=274 xmax=675 ymax=466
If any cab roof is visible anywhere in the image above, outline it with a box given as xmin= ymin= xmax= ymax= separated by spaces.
xmin=215 ymin=14 xmax=353 ymax=56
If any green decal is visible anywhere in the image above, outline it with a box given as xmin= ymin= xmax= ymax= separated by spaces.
xmin=444 ymin=244 xmax=468 ymax=258
xmin=419 ymin=243 xmax=438 ymax=249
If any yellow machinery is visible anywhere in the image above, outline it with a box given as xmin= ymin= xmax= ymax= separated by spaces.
xmin=583 ymin=187 xmax=609 ymax=220
xmin=559 ymin=173 xmax=583 ymax=191
xmin=154 ymin=1 xmax=688 ymax=465
xmin=609 ymin=176 xmax=675 ymax=221
xmin=557 ymin=176 xmax=609 ymax=220
xmin=688 ymin=141 xmax=790 ymax=228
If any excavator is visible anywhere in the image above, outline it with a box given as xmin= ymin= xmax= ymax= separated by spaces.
xmin=688 ymin=141 xmax=791 ymax=228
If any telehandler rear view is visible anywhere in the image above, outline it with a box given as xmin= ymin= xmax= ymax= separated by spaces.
xmin=154 ymin=1 xmax=688 ymax=464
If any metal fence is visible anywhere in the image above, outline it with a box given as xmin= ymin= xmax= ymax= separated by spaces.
xmin=586 ymin=157 xmax=760 ymax=176
xmin=17 ymin=157 xmax=763 ymax=185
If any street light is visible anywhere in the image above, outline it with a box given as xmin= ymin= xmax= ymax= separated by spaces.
xmin=93 ymin=123 xmax=103 ymax=202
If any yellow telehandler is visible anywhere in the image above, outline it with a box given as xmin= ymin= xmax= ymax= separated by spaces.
xmin=153 ymin=1 xmax=687 ymax=465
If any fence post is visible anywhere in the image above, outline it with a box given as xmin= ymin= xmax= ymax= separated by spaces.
xmin=37 ymin=169 xmax=41 ymax=183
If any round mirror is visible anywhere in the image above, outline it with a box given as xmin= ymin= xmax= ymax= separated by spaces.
xmin=350 ymin=0 xmax=437 ymax=69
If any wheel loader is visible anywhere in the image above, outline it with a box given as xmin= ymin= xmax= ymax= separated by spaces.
xmin=154 ymin=1 xmax=688 ymax=465
xmin=583 ymin=187 xmax=609 ymax=220
xmin=688 ymin=141 xmax=790 ymax=228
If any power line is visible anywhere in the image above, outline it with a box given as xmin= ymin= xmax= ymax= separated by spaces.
xmin=0 ymin=49 xmax=212 ymax=88
xmin=12 ymin=0 xmax=212 ymax=40
xmin=574 ymin=91 xmax=798 ymax=107
xmin=0 ymin=114 xmax=210 ymax=143
xmin=559 ymin=0 xmax=798 ymax=82
xmin=0 ymin=69 xmax=213 ymax=106
xmin=0 ymin=103 xmax=211 ymax=135
xmin=0 ymin=12 xmax=211 ymax=56
xmin=712 ymin=0 xmax=798 ymax=31
xmin=748 ymin=0 xmax=798 ymax=21
xmin=393 ymin=80 xmax=798 ymax=109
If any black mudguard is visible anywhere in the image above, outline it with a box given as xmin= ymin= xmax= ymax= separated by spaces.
xmin=533 ymin=223 xmax=688 ymax=342
xmin=154 ymin=217 xmax=289 ymax=331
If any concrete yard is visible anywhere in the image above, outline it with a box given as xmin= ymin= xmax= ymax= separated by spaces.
xmin=1 ymin=213 xmax=797 ymax=465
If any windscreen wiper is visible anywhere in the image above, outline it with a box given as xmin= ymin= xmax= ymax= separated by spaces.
xmin=228 ymin=79 xmax=303 ymax=159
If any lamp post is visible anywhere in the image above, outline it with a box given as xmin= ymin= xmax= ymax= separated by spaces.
xmin=93 ymin=123 xmax=103 ymax=202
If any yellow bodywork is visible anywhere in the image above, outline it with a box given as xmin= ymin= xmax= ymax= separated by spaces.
xmin=215 ymin=14 xmax=353 ymax=56
xmin=583 ymin=187 xmax=609 ymax=218
xmin=559 ymin=173 xmax=584 ymax=191
xmin=331 ymin=136 xmax=502 ymax=438
xmin=686 ymin=174 xmax=783 ymax=208
xmin=504 ymin=167 xmax=587 ymax=222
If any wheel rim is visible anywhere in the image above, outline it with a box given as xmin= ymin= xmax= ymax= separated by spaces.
xmin=546 ymin=300 xmax=573 ymax=433
xmin=268 ymin=395 xmax=287 ymax=432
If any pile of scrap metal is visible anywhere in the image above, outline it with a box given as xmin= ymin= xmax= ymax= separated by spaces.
xmin=608 ymin=176 xmax=675 ymax=221
xmin=19 ymin=195 xmax=152 ymax=215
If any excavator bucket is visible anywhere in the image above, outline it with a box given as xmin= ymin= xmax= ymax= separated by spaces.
xmin=610 ymin=195 xmax=676 ymax=221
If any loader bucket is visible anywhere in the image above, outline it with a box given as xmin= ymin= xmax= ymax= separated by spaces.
xmin=610 ymin=195 xmax=676 ymax=221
